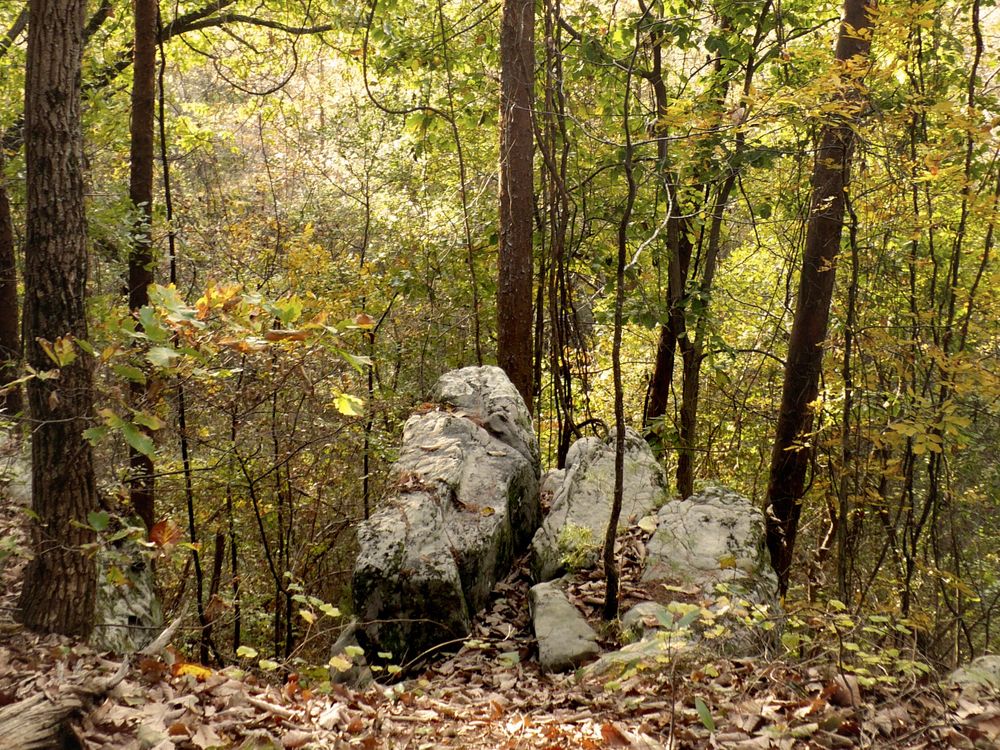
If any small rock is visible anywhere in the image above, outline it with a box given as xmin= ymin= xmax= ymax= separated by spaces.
xmin=529 ymin=579 xmax=599 ymax=672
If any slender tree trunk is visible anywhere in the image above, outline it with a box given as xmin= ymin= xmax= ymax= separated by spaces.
xmin=18 ymin=0 xmax=99 ymax=636
xmin=604 ymin=13 xmax=643 ymax=621
xmin=127 ymin=0 xmax=158 ymax=531
xmin=497 ymin=0 xmax=534 ymax=410
xmin=765 ymin=0 xmax=876 ymax=593
xmin=0 ymin=154 xmax=21 ymax=417
xmin=642 ymin=37 xmax=692 ymax=451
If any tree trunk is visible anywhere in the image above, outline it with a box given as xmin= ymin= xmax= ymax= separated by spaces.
xmin=765 ymin=0 xmax=876 ymax=593
xmin=642 ymin=37 xmax=692 ymax=453
xmin=0 ymin=154 xmax=21 ymax=417
xmin=17 ymin=0 xmax=100 ymax=637
xmin=497 ymin=0 xmax=534 ymax=411
xmin=127 ymin=0 xmax=159 ymax=531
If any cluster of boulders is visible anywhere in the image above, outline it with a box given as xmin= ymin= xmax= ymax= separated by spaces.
xmin=527 ymin=431 xmax=778 ymax=674
xmin=346 ymin=366 xmax=778 ymax=679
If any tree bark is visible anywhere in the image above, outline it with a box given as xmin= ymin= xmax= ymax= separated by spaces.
xmin=765 ymin=0 xmax=876 ymax=593
xmin=642 ymin=37 xmax=692 ymax=454
xmin=127 ymin=0 xmax=159 ymax=531
xmin=497 ymin=0 xmax=534 ymax=411
xmin=0 ymin=154 xmax=21 ymax=417
xmin=17 ymin=0 xmax=100 ymax=636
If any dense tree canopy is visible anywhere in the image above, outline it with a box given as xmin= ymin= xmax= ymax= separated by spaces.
xmin=0 ymin=0 xmax=998 ymax=667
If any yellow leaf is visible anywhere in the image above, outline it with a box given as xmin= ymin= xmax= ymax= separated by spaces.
xmin=173 ymin=662 xmax=212 ymax=680
xmin=328 ymin=654 xmax=353 ymax=672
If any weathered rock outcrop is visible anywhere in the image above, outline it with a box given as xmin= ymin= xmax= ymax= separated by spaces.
xmin=644 ymin=485 xmax=778 ymax=604
xmin=530 ymin=429 xmax=667 ymax=581
xmin=352 ymin=366 xmax=540 ymax=662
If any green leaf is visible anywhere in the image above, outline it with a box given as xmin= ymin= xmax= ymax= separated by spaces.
xmin=83 ymin=426 xmax=110 ymax=444
xmin=344 ymin=645 xmax=365 ymax=658
xmin=112 ymin=364 xmax=147 ymax=383
xmin=258 ymin=659 xmax=279 ymax=671
xmin=236 ymin=645 xmax=258 ymax=659
xmin=267 ymin=296 xmax=303 ymax=325
xmin=137 ymin=307 xmax=170 ymax=342
xmin=133 ymin=412 xmax=166 ymax=430
xmin=695 ymin=696 xmax=715 ymax=731
xmin=87 ymin=511 xmax=110 ymax=532
xmin=146 ymin=346 xmax=180 ymax=368
xmin=121 ymin=422 xmax=155 ymax=458
xmin=677 ymin=608 xmax=701 ymax=629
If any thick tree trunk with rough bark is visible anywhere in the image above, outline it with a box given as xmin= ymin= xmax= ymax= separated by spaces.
xmin=127 ymin=0 xmax=158 ymax=531
xmin=17 ymin=0 xmax=100 ymax=636
xmin=497 ymin=0 xmax=534 ymax=412
xmin=765 ymin=0 xmax=876 ymax=593
xmin=0 ymin=155 xmax=21 ymax=417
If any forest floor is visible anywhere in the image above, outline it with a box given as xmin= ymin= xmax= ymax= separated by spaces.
xmin=1 ymin=445 xmax=999 ymax=749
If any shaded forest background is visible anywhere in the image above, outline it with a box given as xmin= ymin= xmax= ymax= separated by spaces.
xmin=0 ymin=0 xmax=999 ymax=675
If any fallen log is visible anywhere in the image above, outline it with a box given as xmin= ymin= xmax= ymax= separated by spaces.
xmin=0 ymin=654 xmax=129 ymax=749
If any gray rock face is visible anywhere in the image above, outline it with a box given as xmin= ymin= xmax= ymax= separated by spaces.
xmin=948 ymin=655 xmax=1000 ymax=699
xmin=352 ymin=366 xmax=540 ymax=663
xmin=92 ymin=543 xmax=163 ymax=654
xmin=529 ymin=578 xmax=599 ymax=672
xmin=530 ymin=429 xmax=667 ymax=582
xmin=644 ymin=485 xmax=777 ymax=603
xmin=0 ymin=435 xmax=30 ymax=507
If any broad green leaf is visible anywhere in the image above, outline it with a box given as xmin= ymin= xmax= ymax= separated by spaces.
xmin=121 ymin=422 xmax=155 ymax=458
xmin=236 ymin=646 xmax=258 ymax=659
xmin=258 ymin=659 xmax=279 ymax=671
xmin=87 ymin=511 xmax=110 ymax=532
xmin=147 ymin=346 xmax=180 ymax=368
xmin=83 ymin=426 xmax=109 ymax=444
xmin=113 ymin=364 xmax=147 ymax=383
xmin=344 ymin=645 xmax=365 ymax=658
xmin=695 ymin=696 xmax=715 ymax=731
xmin=319 ymin=603 xmax=341 ymax=618
xmin=133 ymin=412 xmax=166 ymax=430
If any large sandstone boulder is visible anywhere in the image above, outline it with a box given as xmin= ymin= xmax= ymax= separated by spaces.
xmin=644 ymin=485 xmax=777 ymax=604
xmin=352 ymin=366 xmax=540 ymax=663
xmin=530 ymin=429 xmax=667 ymax=582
